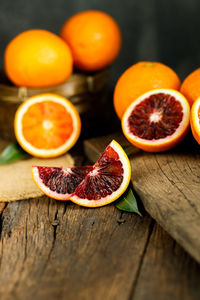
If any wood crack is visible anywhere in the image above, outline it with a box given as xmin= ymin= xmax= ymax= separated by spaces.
xmin=49 ymin=209 xmax=58 ymax=257
xmin=0 ymin=215 xmax=3 ymax=242
xmin=0 ymin=203 xmax=7 ymax=241
xmin=155 ymin=156 xmax=200 ymax=217
xmin=41 ymin=209 xmax=59 ymax=274
xmin=128 ymin=219 xmax=155 ymax=300
xmin=117 ymin=211 xmax=126 ymax=225
xmin=62 ymin=202 xmax=68 ymax=217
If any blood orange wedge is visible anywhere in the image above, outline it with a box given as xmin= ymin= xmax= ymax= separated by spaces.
xmin=14 ymin=93 xmax=81 ymax=158
xmin=31 ymin=140 xmax=131 ymax=207
xmin=31 ymin=165 xmax=93 ymax=200
xmin=190 ymin=97 xmax=200 ymax=144
xmin=122 ymin=89 xmax=190 ymax=152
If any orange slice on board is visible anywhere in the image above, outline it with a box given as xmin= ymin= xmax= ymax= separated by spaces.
xmin=190 ymin=97 xmax=200 ymax=144
xmin=122 ymin=89 xmax=190 ymax=152
xmin=14 ymin=93 xmax=81 ymax=158
xmin=31 ymin=140 xmax=131 ymax=207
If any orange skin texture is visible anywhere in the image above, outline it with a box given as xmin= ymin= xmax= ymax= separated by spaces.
xmin=60 ymin=10 xmax=121 ymax=71
xmin=190 ymin=99 xmax=200 ymax=144
xmin=4 ymin=29 xmax=73 ymax=88
xmin=114 ymin=61 xmax=181 ymax=119
xmin=180 ymin=68 xmax=200 ymax=106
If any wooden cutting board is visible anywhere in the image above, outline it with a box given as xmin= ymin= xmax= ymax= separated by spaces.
xmin=84 ymin=133 xmax=200 ymax=263
xmin=0 ymin=139 xmax=74 ymax=202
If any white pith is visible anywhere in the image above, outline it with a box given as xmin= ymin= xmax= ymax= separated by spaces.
xmin=70 ymin=140 xmax=131 ymax=207
xmin=192 ymin=100 xmax=200 ymax=131
xmin=150 ymin=111 xmax=162 ymax=123
xmin=15 ymin=94 xmax=81 ymax=157
xmin=42 ymin=120 xmax=53 ymax=130
xmin=122 ymin=89 xmax=190 ymax=145
xmin=32 ymin=166 xmax=71 ymax=200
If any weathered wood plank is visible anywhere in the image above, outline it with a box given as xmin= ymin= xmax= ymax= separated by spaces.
xmin=84 ymin=133 xmax=200 ymax=263
xmin=131 ymin=224 xmax=200 ymax=300
xmin=0 ymin=198 xmax=152 ymax=300
xmin=0 ymin=139 xmax=74 ymax=202
xmin=1 ymin=198 xmax=200 ymax=300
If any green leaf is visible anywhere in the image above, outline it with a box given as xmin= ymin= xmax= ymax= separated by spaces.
xmin=0 ymin=143 xmax=28 ymax=165
xmin=115 ymin=186 xmax=142 ymax=216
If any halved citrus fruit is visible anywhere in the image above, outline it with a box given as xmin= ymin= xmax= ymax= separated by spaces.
xmin=122 ymin=89 xmax=190 ymax=152
xmin=14 ymin=93 xmax=81 ymax=158
xmin=31 ymin=140 xmax=131 ymax=207
xmin=190 ymin=97 xmax=200 ymax=144
xmin=114 ymin=61 xmax=181 ymax=119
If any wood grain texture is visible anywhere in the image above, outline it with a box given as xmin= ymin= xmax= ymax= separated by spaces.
xmin=1 ymin=136 xmax=200 ymax=299
xmin=131 ymin=223 xmax=200 ymax=300
xmin=84 ymin=133 xmax=200 ymax=263
xmin=0 ymin=198 xmax=152 ymax=300
xmin=0 ymin=199 xmax=200 ymax=300
xmin=0 ymin=140 xmax=74 ymax=202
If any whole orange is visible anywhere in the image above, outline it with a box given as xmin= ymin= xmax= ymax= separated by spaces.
xmin=180 ymin=68 xmax=200 ymax=106
xmin=114 ymin=61 xmax=181 ymax=119
xmin=4 ymin=29 xmax=73 ymax=88
xmin=60 ymin=10 xmax=121 ymax=71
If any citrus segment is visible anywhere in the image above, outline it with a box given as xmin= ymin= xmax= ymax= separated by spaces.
xmin=31 ymin=140 xmax=131 ymax=207
xmin=122 ymin=89 xmax=190 ymax=152
xmin=70 ymin=140 xmax=131 ymax=207
xmin=190 ymin=97 xmax=200 ymax=144
xmin=31 ymin=166 xmax=93 ymax=200
xmin=14 ymin=93 xmax=81 ymax=158
xmin=114 ymin=61 xmax=181 ymax=119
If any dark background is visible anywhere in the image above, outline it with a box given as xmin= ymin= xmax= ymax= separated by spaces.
xmin=0 ymin=0 xmax=199 ymax=88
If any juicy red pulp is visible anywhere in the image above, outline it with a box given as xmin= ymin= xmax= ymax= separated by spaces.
xmin=74 ymin=146 xmax=124 ymax=200
xmin=37 ymin=166 xmax=93 ymax=195
xmin=128 ymin=93 xmax=183 ymax=140
xmin=37 ymin=145 xmax=124 ymax=200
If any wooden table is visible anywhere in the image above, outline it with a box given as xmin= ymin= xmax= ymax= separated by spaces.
xmin=0 ymin=143 xmax=200 ymax=300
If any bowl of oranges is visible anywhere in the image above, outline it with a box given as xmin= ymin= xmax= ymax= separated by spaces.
xmin=0 ymin=10 xmax=121 ymax=140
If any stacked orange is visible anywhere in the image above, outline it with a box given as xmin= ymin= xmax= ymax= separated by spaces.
xmin=114 ymin=62 xmax=200 ymax=151
xmin=4 ymin=10 xmax=121 ymax=159
xmin=4 ymin=29 xmax=73 ymax=88
xmin=180 ymin=68 xmax=200 ymax=145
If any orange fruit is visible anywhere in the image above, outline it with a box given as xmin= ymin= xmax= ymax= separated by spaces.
xmin=122 ymin=89 xmax=190 ymax=152
xmin=32 ymin=140 xmax=131 ymax=207
xmin=180 ymin=68 xmax=200 ymax=106
xmin=4 ymin=29 xmax=73 ymax=88
xmin=60 ymin=10 xmax=121 ymax=71
xmin=114 ymin=61 xmax=181 ymax=119
xmin=190 ymin=97 xmax=200 ymax=144
xmin=14 ymin=93 xmax=81 ymax=158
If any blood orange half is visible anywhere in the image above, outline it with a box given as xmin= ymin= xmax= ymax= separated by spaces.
xmin=190 ymin=97 xmax=200 ymax=144
xmin=122 ymin=89 xmax=190 ymax=152
xmin=14 ymin=93 xmax=81 ymax=158
xmin=31 ymin=140 xmax=131 ymax=207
